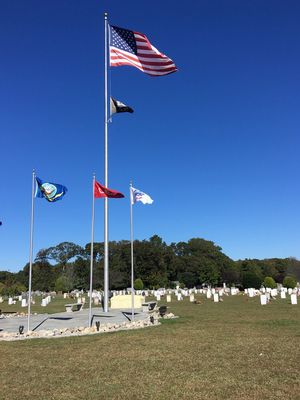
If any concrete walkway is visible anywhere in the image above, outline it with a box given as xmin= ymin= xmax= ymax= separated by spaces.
xmin=0 ymin=308 xmax=147 ymax=333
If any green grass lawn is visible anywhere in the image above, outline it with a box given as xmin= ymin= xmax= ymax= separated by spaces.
xmin=1 ymin=295 xmax=299 ymax=400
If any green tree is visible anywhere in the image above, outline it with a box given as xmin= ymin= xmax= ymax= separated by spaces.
xmin=286 ymin=257 xmax=300 ymax=281
xmin=242 ymin=271 xmax=262 ymax=289
xmin=55 ymin=275 xmax=73 ymax=292
xmin=0 ymin=282 xmax=7 ymax=296
xmin=263 ymin=276 xmax=277 ymax=289
xmin=35 ymin=242 xmax=84 ymax=270
xmin=134 ymin=278 xmax=144 ymax=290
xmin=72 ymin=257 xmax=90 ymax=290
xmin=283 ymin=275 xmax=297 ymax=289
xmin=21 ymin=261 xmax=56 ymax=292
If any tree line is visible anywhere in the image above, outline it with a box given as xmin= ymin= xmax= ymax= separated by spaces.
xmin=0 ymin=236 xmax=299 ymax=296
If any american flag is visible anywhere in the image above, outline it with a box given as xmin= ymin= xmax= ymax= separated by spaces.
xmin=131 ymin=187 xmax=153 ymax=205
xmin=109 ymin=25 xmax=177 ymax=76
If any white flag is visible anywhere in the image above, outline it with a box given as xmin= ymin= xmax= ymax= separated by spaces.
xmin=131 ymin=187 xmax=153 ymax=205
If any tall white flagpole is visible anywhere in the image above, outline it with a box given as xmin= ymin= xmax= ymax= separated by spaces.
xmin=27 ymin=169 xmax=35 ymax=332
xmin=89 ymin=174 xmax=96 ymax=327
xmin=103 ymin=12 xmax=109 ymax=312
xmin=130 ymin=182 xmax=135 ymax=321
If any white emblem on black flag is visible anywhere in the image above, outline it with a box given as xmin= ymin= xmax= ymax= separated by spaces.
xmin=110 ymin=97 xmax=134 ymax=115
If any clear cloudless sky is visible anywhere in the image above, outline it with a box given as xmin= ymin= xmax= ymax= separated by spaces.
xmin=1 ymin=0 xmax=300 ymax=272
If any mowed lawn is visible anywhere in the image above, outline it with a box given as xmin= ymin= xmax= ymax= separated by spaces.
xmin=1 ymin=295 xmax=299 ymax=400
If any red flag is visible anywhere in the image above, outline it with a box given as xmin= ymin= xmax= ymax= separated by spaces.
xmin=94 ymin=181 xmax=124 ymax=199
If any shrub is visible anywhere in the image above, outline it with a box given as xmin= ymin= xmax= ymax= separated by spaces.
xmin=134 ymin=278 xmax=144 ymax=290
xmin=283 ymin=275 xmax=297 ymax=289
xmin=263 ymin=276 xmax=277 ymax=289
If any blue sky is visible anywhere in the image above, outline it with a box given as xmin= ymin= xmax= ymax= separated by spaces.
xmin=1 ymin=0 xmax=300 ymax=272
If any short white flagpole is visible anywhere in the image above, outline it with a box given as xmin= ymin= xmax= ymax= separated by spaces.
xmin=103 ymin=11 xmax=109 ymax=313
xmin=130 ymin=182 xmax=135 ymax=321
xmin=89 ymin=174 xmax=96 ymax=327
xmin=27 ymin=169 xmax=35 ymax=332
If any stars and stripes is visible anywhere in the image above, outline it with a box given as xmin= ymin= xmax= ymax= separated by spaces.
xmin=109 ymin=25 xmax=177 ymax=76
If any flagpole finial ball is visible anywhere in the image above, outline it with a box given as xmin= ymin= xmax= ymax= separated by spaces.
xmin=104 ymin=12 xmax=108 ymax=18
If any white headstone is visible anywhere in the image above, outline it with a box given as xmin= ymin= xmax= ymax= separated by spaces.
xmin=63 ymin=293 xmax=68 ymax=299
xmin=18 ymin=295 xmax=22 ymax=301
xmin=260 ymin=294 xmax=267 ymax=305
xmin=189 ymin=294 xmax=195 ymax=302
xmin=21 ymin=299 xmax=27 ymax=307
xmin=41 ymin=298 xmax=47 ymax=307
xmin=288 ymin=288 xmax=293 ymax=295
xmin=213 ymin=293 xmax=219 ymax=303
xmin=280 ymin=291 xmax=286 ymax=299
xmin=0 ymin=296 xmax=3 ymax=303
xmin=156 ymin=294 xmax=161 ymax=301
xmin=166 ymin=294 xmax=171 ymax=303
xmin=291 ymin=294 xmax=297 ymax=305
xmin=271 ymin=289 xmax=278 ymax=297
xmin=206 ymin=290 xmax=212 ymax=299
xmin=8 ymin=297 xmax=13 ymax=305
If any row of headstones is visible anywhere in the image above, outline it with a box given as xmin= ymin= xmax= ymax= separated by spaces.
xmin=154 ymin=289 xmax=229 ymax=303
xmin=153 ymin=287 xmax=238 ymax=296
xmin=260 ymin=293 xmax=298 ymax=305
xmin=245 ymin=287 xmax=299 ymax=298
xmin=2 ymin=295 xmax=52 ymax=307
xmin=244 ymin=287 xmax=299 ymax=305
xmin=63 ymin=292 xmax=88 ymax=304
